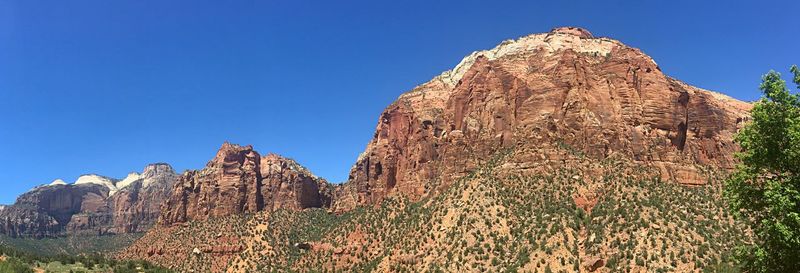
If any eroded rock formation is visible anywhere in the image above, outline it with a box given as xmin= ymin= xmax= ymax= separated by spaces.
xmin=0 ymin=164 xmax=178 ymax=238
xmin=0 ymin=183 xmax=109 ymax=237
xmin=333 ymin=26 xmax=751 ymax=212
xmin=158 ymin=143 xmax=332 ymax=225
xmin=109 ymin=163 xmax=179 ymax=233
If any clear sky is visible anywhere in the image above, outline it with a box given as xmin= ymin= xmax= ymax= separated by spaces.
xmin=0 ymin=1 xmax=797 ymax=204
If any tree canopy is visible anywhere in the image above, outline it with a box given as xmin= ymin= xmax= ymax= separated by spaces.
xmin=725 ymin=65 xmax=800 ymax=273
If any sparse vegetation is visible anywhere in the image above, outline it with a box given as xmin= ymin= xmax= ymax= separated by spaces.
xmin=120 ymin=144 xmax=748 ymax=272
xmin=0 ymin=243 xmax=171 ymax=273
xmin=0 ymin=233 xmax=143 ymax=257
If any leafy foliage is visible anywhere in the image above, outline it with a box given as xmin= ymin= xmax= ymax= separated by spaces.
xmin=725 ymin=65 xmax=800 ymax=273
xmin=0 ymin=242 xmax=172 ymax=273
xmin=0 ymin=257 xmax=33 ymax=273
xmin=0 ymin=233 xmax=143 ymax=257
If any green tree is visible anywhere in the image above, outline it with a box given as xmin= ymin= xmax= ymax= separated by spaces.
xmin=0 ymin=257 xmax=34 ymax=273
xmin=725 ymin=65 xmax=800 ymax=272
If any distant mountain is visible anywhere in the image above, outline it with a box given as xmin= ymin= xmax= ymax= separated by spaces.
xmin=109 ymin=163 xmax=179 ymax=234
xmin=0 ymin=163 xmax=178 ymax=237
xmin=0 ymin=142 xmax=333 ymax=240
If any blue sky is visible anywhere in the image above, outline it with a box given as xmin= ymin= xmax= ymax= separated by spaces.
xmin=0 ymin=1 xmax=797 ymax=204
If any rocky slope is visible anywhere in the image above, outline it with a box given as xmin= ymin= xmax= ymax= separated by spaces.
xmin=333 ymin=26 xmax=750 ymax=212
xmin=119 ymin=153 xmax=749 ymax=272
xmin=117 ymin=144 xmax=334 ymax=271
xmin=158 ymin=143 xmax=333 ymax=225
xmin=0 ymin=164 xmax=178 ymax=238
xmin=116 ymin=27 xmax=753 ymax=272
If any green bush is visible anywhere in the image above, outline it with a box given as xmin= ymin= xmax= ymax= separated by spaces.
xmin=0 ymin=257 xmax=34 ymax=273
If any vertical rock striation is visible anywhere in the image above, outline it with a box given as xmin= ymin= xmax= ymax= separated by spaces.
xmin=0 ymin=164 xmax=178 ymax=238
xmin=333 ymin=27 xmax=751 ymax=212
xmin=158 ymin=143 xmax=332 ymax=225
xmin=109 ymin=163 xmax=179 ymax=233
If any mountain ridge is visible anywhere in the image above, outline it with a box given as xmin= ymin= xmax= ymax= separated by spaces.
xmin=0 ymin=163 xmax=179 ymax=237
xmin=332 ymin=26 xmax=750 ymax=213
xmin=111 ymin=27 xmax=754 ymax=272
xmin=2 ymin=26 xmax=755 ymax=272
xmin=157 ymin=142 xmax=333 ymax=226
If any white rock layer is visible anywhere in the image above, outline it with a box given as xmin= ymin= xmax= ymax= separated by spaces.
xmin=75 ymin=174 xmax=120 ymax=195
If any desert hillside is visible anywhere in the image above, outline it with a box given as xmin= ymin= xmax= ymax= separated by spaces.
xmin=112 ymin=27 xmax=753 ymax=273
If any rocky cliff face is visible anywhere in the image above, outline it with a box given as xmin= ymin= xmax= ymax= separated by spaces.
xmin=109 ymin=164 xmax=178 ymax=234
xmin=333 ymin=26 xmax=751 ymax=212
xmin=118 ymin=27 xmax=756 ymax=272
xmin=0 ymin=143 xmax=332 ymax=236
xmin=0 ymin=183 xmax=110 ymax=237
xmin=0 ymin=164 xmax=178 ymax=238
xmin=260 ymin=154 xmax=333 ymax=211
xmin=158 ymin=143 xmax=332 ymax=225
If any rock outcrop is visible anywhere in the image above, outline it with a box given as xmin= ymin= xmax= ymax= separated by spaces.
xmin=109 ymin=164 xmax=179 ymax=233
xmin=333 ymin=26 xmax=751 ymax=212
xmin=0 ymin=142 xmax=332 ymax=236
xmin=158 ymin=143 xmax=332 ymax=225
xmin=0 ymin=164 xmax=178 ymax=238
xmin=0 ymin=183 xmax=110 ymax=237
xmin=260 ymin=154 xmax=333 ymax=211
xmin=116 ymin=27 xmax=756 ymax=272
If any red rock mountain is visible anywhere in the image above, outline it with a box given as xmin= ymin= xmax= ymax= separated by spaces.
xmin=1 ymin=28 xmax=753 ymax=258
xmin=332 ymin=26 xmax=750 ymax=212
xmin=109 ymin=163 xmax=179 ymax=233
xmin=0 ymin=183 xmax=109 ymax=238
xmin=158 ymin=143 xmax=332 ymax=225
xmin=113 ymin=27 xmax=755 ymax=272
xmin=0 ymin=143 xmax=333 ymax=237
xmin=0 ymin=164 xmax=178 ymax=238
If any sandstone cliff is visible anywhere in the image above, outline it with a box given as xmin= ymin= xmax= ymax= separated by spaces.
xmin=0 ymin=183 xmax=109 ymax=238
xmin=117 ymin=27 xmax=756 ymax=272
xmin=333 ymin=26 xmax=751 ymax=212
xmin=109 ymin=163 xmax=178 ymax=233
xmin=158 ymin=143 xmax=332 ymax=225
xmin=0 ymin=164 xmax=178 ymax=238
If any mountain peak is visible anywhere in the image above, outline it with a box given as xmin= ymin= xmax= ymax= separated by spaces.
xmin=340 ymin=27 xmax=751 ymax=212
xmin=430 ymin=28 xmax=621 ymax=90
xmin=219 ymin=141 xmax=253 ymax=151
xmin=48 ymin=179 xmax=67 ymax=186
xmin=116 ymin=172 xmax=143 ymax=190
xmin=142 ymin=163 xmax=174 ymax=176
xmin=211 ymin=142 xmax=257 ymax=165
xmin=262 ymin=153 xmax=320 ymax=180
xmin=550 ymin=26 xmax=593 ymax=38
xmin=158 ymin=145 xmax=332 ymax=225
xmin=74 ymin=174 xmax=119 ymax=194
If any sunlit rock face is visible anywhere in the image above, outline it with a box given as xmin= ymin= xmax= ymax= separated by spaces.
xmin=0 ymin=142 xmax=334 ymax=236
xmin=109 ymin=163 xmax=179 ymax=234
xmin=0 ymin=183 xmax=109 ymax=238
xmin=333 ymin=27 xmax=751 ymax=212
xmin=158 ymin=143 xmax=333 ymax=225
xmin=0 ymin=164 xmax=178 ymax=238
